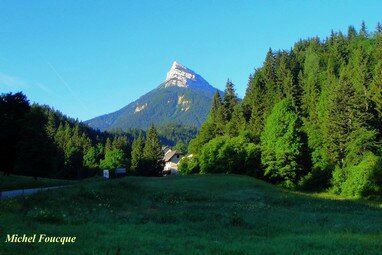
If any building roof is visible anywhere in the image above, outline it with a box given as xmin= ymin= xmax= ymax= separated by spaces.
xmin=163 ymin=150 xmax=182 ymax=162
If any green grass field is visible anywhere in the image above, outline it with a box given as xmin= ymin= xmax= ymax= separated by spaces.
xmin=0 ymin=175 xmax=74 ymax=191
xmin=0 ymin=175 xmax=381 ymax=255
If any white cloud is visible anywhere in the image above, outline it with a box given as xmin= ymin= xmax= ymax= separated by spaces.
xmin=0 ymin=72 xmax=28 ymax=90
xmin=0 ymin=72 xmax=59 ymax=100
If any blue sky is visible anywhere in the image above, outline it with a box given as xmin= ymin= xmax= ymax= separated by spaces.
xmin=0 ymin=0 xmax=381 ymax=121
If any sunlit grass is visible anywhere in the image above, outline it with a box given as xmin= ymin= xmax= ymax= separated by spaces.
xmin=0 ymin=174 xmax=381 ymax=255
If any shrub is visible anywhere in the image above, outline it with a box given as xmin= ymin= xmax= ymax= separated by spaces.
xmin=178 ymin=155 xmax=200 ymax=175
xmin=332 ymin=152 xmax=382 ymax=197
xmin=298 ymin=167 xmax=332 ymax=191
xmin=99 ymin=149 xmax=125 ymax=170
xmin=199 ymin=136 xmax=227 ymax=173
xmin=199 ymin=135 xmax=260 ymax=175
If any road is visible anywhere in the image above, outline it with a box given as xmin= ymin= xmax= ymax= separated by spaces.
xmin=0 ymin=186 xmax=67 ymax=199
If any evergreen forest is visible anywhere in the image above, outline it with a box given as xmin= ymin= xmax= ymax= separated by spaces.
xmin=185 ymin=23 xmax=382 ymax=197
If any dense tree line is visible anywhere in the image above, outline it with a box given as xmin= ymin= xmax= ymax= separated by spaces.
xmin=0 ymin=92 xmax=163 ymax=178
xmin=185 ymin=23 xmax=382 ymax=197
xmin=112 ymin=123 xmax=197 ymax=150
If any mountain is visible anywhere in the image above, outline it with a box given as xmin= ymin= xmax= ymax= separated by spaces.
xmin=86 ymin=61 xmax=222 ymax=131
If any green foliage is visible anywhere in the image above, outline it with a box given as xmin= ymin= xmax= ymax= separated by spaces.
xmin=134 ymin=124 xmax=163 ymax=177
xmin=221 ymin=79 xmax=239 ymax=121
xmin=188 ymin=85 xmax=239 ymax=153
xmin=370 ymin=61 xmax=382 ymax=120
xmin=143 ymin=124 xmax=162 ymax=161
xmin=130 ymin=134 xmax=145 ymax=173
xmin=199 ymin=136 xmax=261 ymax=175
xmin=260 ymin=99 xmax=304 ymax=188
xmin=189 ymin=23 xmax=382 ymax=197
xmin=225 ymin=105 xmax=246 ymax=137
xmin=188 ymin=119 xmax=217 ymax=154
xmin=99 ymin=149 xmax=125 ymax=170
xmin=156 ymin=122 xmax=198 ymax=146
xmin=0 ymin=92 xmax=132 ymax=179
xmin=199 ymin=136 xmax=227 ymax=173
xmin=178 ymin=156 xmax=200 ymax=174
xmin=332 ymin=152 xmax=382 ymax=197
xmin=83 ymin=144 xmax=103 ymax=169
xmin=0 ymin=92 xmax=30 ymax=175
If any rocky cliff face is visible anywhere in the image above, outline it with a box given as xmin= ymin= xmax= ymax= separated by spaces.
xmin=160 ymin=61 xmax=217 ymax=92
xmin=164 ymin=61 xmax=195 ymax=88
xmin=86 ymin=61 xmax=222 ymax=131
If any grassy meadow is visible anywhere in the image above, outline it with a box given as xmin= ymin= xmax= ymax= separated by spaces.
xmin=0 ymin=175 xmax=381 ymax=255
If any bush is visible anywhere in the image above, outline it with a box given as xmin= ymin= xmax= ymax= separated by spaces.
xmin=199 ymin=136 xmax=261 ymax=175
xmin=199 ymin=136 xmax=227 ymax=173
xmin=298 ymin=167 xmax=332 ymax=191
xmin=99 ymin=149 xmax=125 ymax=170
xmin=178 ymin=155 xmax=200 ymax=175
xmin=332 ymin=152 xmax=382 ymax=197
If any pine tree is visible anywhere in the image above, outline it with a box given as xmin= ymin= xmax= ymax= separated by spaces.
xmin=323 ymin=67 xmax=373 ymax=166
xmin=210 ymin=91 xmax=222 ymax=120
xmin=350 ymin=45 xmax=371 ymax=110
xmin=112 ymin=136 xmax=130 ymax=160
xmin=301 ymin=45 xmax=321 ymax=118
xmin=46 ymin=111 xmax=57 ymax=138
xmin=188 ymin=122 xmax=217 ymax=154
xmin=0 ymin=92 xmax=30 ymax=175
xmin=360 ymin=21 xmax=368 ymax=37
xmin=263 ymin=48 xmax=277 ymax=85
xmin=143 ymin=124 xmax=162 ymax=161
xmin=188 ymin=92 xmax=223 ymax=154
xmin=210 ymin=91 xmax=225 ymax=135
xmin=261 ymin=99 xmax=304 ymax=188
xmin=347 ymin=25 xmax=357 ymax=39
xmin=84 ymin=145 xmax=102 ymax=169
xmin=376 ymin=22 xmax=382 ymax=35
xmin=370 ymin=61 xmax=382 ymax=133
xmin=275 ymin=52 xmax=289 ymax=99
xmin=222 ymin=79 xmax=239 ymax=121
xmin=263 ymin=48 xmax=278 ymax=112
xmin=130 ymin=134 xmax=145 ymax=173
xmin=225 ymin=104 xmax=246 ymax=137
xmin=105 ymin=138 xmax=112 ymax=152
xmin=246 ymin=70 xmax=266 ymax=140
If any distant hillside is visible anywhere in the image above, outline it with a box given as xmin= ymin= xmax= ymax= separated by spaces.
xmin=86 ymin=61 xmax=222 ymax=131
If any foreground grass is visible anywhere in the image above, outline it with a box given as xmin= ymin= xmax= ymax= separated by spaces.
xmin=0 ymin=174 xmax=381 ymax=255
xmin=0 ymin=175 xmax=74 ymax=191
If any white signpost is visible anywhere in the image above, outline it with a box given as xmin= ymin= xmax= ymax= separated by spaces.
xmin=103 ymin=169 xmax=109 ymax=179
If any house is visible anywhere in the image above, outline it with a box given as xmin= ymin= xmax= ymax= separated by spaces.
xmin=162 ymin=146 xmax=171 ymax=155
xmin=163 ymin=149 xmax=183 ymax=175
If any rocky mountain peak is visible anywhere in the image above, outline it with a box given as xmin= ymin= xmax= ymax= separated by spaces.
xmin=164 ymin=61 xmax=197 ymax=88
